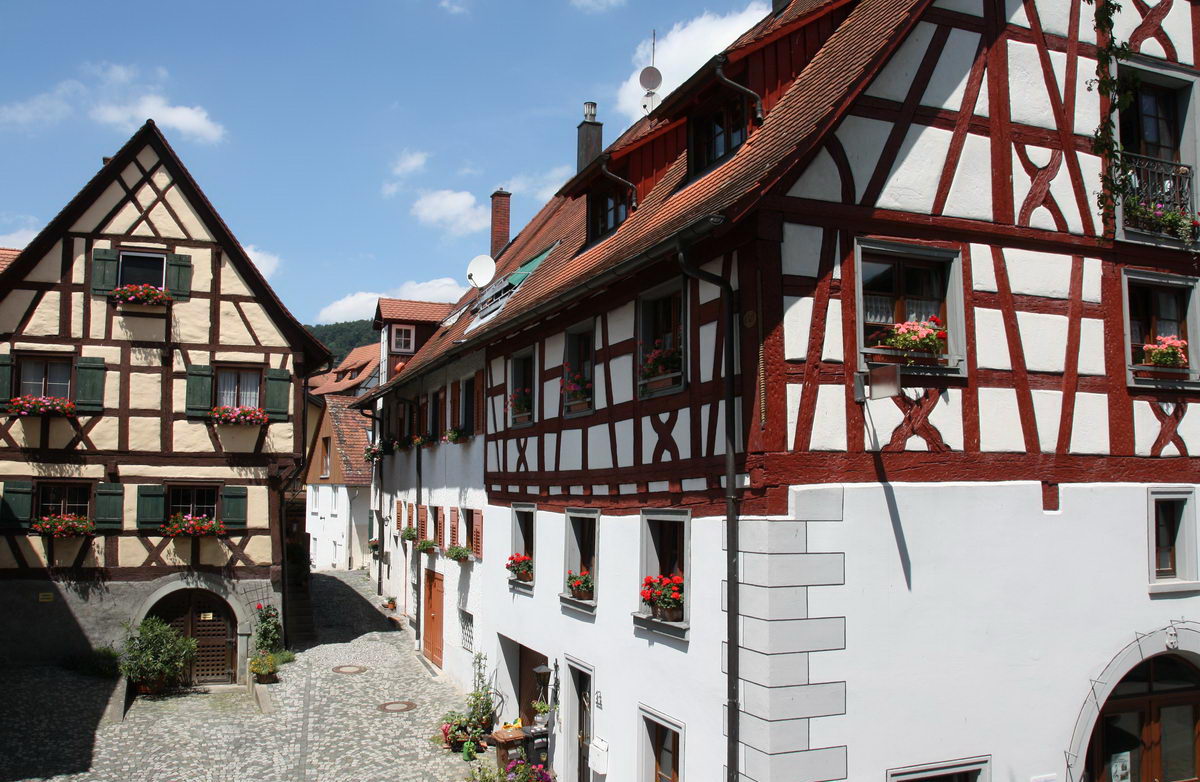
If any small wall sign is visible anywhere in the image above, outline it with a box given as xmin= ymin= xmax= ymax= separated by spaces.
xmin=37 ymin=592 xmax=54 ymax=602
xmin=199 ymin=612 xmax=214 ymax=621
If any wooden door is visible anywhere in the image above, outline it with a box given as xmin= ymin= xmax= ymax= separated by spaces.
xmin=574 ymin=667 xmax=592 ymax=782
xmin=423 ymin=569 xmax=443 ymax=667
xmin=151 ymin=589 xmax=235 ymax=685
xmin=518 ymin=645 xmax=549 ymax=724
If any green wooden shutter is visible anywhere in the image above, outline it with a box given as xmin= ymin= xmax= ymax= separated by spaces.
xmin=94 ymin=483 xmax=124 ymax=531
xmin=136 ymin=485 xmax=166 ymax=528
xmin=165 ymin=253 xmax=193 ymax=301
xmin=74 ymin=357 xmax=106 ymax=414
xmin=264 ymin=369 xmax=291 ymax=421
xmin=185 ymin=365 xmax=213 ymax=418
xmin=0 ymin=354 xmax=11 ymax=401
xmin=91 ymin=248 xmax=119 ymax=294
xmin=0 ymin=481 xmax=34 ymax=528
xmin=221 ymin=486 xmax=247 ymax=529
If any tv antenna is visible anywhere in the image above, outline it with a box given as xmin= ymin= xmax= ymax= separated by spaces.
xmin=640 ymin=30 xmax=662 ymax=114
xmin=466 ymin=254 xmax=496 ymax=289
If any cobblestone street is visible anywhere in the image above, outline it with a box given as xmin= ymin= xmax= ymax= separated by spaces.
xmin=0 ymin=570 xmax=482 ymax=782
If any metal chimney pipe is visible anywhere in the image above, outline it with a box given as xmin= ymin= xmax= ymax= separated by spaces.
xmin=577 ymin=102 xmax=603 ymax=173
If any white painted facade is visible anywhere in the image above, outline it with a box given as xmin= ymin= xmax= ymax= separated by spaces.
xmin=306 ymin=483 xmax=371 ymax=571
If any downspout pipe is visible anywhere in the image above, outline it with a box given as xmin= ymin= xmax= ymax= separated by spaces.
xmin=676 ymin=237 xmax=741 ymax=782
xmin=600 ymin=157 xmax=639 ymax=211
xmin=715 ymin=54 xmax=764 ymax=125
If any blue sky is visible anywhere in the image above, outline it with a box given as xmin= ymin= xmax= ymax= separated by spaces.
xmin=0 ymin=0 xmax=768 ymax=324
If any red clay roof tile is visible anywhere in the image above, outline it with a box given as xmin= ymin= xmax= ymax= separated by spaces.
xmin=376 ymin=299 xmax=455 ymax=323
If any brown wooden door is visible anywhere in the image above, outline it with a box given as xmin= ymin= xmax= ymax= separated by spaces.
xmin=518 ymin=645 xmax=549 ymax=724
xmin=574 ymin=667 xmax=592 ymax=782
xmin=423 ymin=570 xmax=443 ymax=667
xmin=151 ymin=589 xmax=235 ymax=685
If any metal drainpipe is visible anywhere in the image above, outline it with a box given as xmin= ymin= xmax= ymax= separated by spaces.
xmin=677 ymin=241 xmax=741 ymax=781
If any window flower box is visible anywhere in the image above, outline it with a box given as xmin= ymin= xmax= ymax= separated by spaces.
xmin=1134 ymin=365 xmax=1191 ymax=380
xmin=415 ymin=538 xmax=437 ymax=554
xmin=506 ymin=552 xmax=533 ymax=581
xmin=400 ymin=526 xmax=418 ymax=542
xmin=367 ymin=538 xmax=380 ymax=553
xmin=410 ymin=432 xmax=433 ymax=448
xmin=446 ymin=545 xmax=472 ymax=562
xmin=866 ymin=347 xmax=945 ymax=367
xmin=364 ymin=442 xmax=385 ymax=464
xmin=6 ymin=395 xmax=76 ymax=418
xmin=209 ymin=406 xmax=269 ymax=426
xmin=639 ymin=342 xmax=682 ymax=393
xmin=441 ymin=427 xmax=467 ymax=444
xmin=1137 ymin=335 xmax=1189 ymax=380
xmin=561 ymin=365 xmax=593 ymax=414
xmin=566 ymin=569 xmax=594 ymax=601
xmin=31 ymin=514 xmax=95 ymax=538
xmin=110 ymin=284 xmax=173 ymax=308
xmin=868 ymin=316 xmax=948 ymax=366
xmin=159 ymin=514 xmax=226 ymax=537
xmin=641 ymin=574 xmax=684 ymax=622
xmin=507 ymin=389 xmax=533 ymax=426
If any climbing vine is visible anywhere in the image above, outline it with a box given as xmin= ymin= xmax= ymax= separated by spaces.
xmin=1085 ymin=0 xmax=1135 ymax=232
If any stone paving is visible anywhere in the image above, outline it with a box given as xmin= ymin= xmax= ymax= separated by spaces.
xmin=0 ymin=570 xmax=492 ymax=782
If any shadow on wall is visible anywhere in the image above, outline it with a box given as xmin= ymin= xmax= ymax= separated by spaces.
xmin=309 ymin=572 xmax=397 ymax=644
xmin=0 ymin=579 xmax=117 ymax=781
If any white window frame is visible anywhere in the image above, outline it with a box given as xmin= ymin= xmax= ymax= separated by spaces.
xmin=638 ymin=509 xmax=690 ymax=625
xmin=1121 ymin=268 xmax=1200 ymax=387
xmin=562 ymin=318 xmax=597 ymax=416
xmin=638 ymin=705 xmax=685 ymax=782
xmin=118 ymin=250 xmax=166 ymax=288
xmin=391 ymin=324 xmax=415 ymax=354
xmin=562 ymin=507 xmax=600 ymax=609
xmin=511 ymin=503 xmax=536 ymax=588
xmin=509 ymin=349 xmax=537 ymax=427
xmin=1147 ymin=486 xmax=1199 ymax=593
xmin=886 ymin=755 xmax=990 ymax=782
xmin=854 ymin=238 xmax=966 ymax=377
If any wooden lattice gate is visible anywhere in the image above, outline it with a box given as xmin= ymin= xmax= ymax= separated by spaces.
xmin=149 ymin=589 xmax=236 ymax=684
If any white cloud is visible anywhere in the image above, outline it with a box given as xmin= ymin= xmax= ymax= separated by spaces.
xmin=316 ymin=277 xmax=467 ymax=324
xmin=91 ymin=94 xmax=226 ymax=144
xmin=0 ymin=215 xmax=40 ymax=249
xmin=381 ymin=149 xmax=429 ymax=198
xmin=0 ymin=228 xmax=37 ymax=249
xmin=615 ymin=2 xmax=769 ymax=123
xmin=439 ymin=0 xmax=468 ymax=12
xmin=411 ymin=189 xmax=490 ymax=235
xmin=572 ymin=0 xmax=626 ymax=10
xmin=0 ymin=80 xmax=85 ymax=129
xmin=243 ymin=244 xmax=282 ymax=279
xmin=458 ymin=161 xmax=482 ymax=176
xmin=503 ymin=164 xmax=572 ymax=202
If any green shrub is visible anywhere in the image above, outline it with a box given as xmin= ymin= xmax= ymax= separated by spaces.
xmin=416 ymin=539 xmax=437 ymax=553
xmin=253 ymin=603 xmax=282 ymax=653
xmin=62 ymin=645 xmax=121 ymax=679
xmin=273 ymin=649 xmax=297 ymax=666
xmin=400 ymin=526 xmax=418 ymax=541
xmin=446 ymin=545 xmax=473 ymax=562
xmin=118 ymin=617 xmax=196 ymax=686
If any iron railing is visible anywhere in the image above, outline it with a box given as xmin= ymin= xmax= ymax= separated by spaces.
xmin=1123 ymin=153 xmax=1194 ymax=239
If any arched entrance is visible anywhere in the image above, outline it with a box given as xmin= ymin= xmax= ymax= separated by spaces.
xmin=148 ymin=589 xmax=236 ymax=685
xmin=1085 ymin=654 xmax=1200 ymax=782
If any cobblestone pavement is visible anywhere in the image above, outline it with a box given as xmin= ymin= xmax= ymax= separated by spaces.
xmin=0 ymin=570 xmax=489 ymax=782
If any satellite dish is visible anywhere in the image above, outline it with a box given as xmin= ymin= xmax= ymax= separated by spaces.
xmin=466 ymin=254 xmax=496 ymax=288
xmin=639 ymin=65 xmax=663 ymax=91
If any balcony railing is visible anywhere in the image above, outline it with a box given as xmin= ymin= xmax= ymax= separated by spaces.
xmin=1122 ymin=153 xmax=1195 ymax=241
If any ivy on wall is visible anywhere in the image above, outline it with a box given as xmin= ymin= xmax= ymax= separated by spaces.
xmin=1085 ymin=0 xmax=1135 ymax=233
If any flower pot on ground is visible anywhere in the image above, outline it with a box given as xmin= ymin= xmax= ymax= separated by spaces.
xmin=566 ymin=569 xmax=594 ymax=601
xmin=641 ymin=574 xmax=685 ymax=622
xmin=506 ymin=553 xmax=533 ymax=581
xmin=109 ymin=284 xmax=173 ymax=307
xmin=209 ymin=406 xmax=269 ymax=426
xmin=385 ymin=596 xmax=397 ymax=611
xmin=248 ymin=649 xmax=278 ymax=684
xmin=119 ymin=616 xmax=197 ymax=692
xmin=6 ymin=395 xmax=76 ymax=417
xmin=31 ymin=514 xmax=95 ymax=538
xmin=439 ymin=711 xmax=480 ymax=752
xmin=466 ymin=652 xmax=499 ymax=735
xmin=446 ymin=545 xmax=472 ymax=562
xmin=159 ymin=514 xmax=225 ymax=537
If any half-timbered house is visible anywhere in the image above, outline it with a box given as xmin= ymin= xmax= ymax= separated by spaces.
xmin=0 ymin=121 xmax=328 ymax=685
xmin=355 ymin=0 xmax=1200 ymax=778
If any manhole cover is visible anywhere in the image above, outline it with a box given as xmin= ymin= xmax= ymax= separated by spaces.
xmin=377 ymin=701 xmax=417 ymax=713
xmin=332 ymin=665 xmax=368 ymax=674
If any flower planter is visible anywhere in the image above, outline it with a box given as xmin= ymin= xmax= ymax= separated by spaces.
xmin=868 ymin=348 xmax=942 ymax=366
xmin=516 ymin=570 xmax=533 ymax=582
xmin=511 ymin=411 xmax=533 ymax=426
xmin=1134 ymin=365 xmax=1189 ymax=380
xmin=641 ymin=374 xmax=680 ymax=393
xmin=564 ymin=398 xmax=592 ymax=415
xmin=135 ymin=677 xmax=170 ymax=695
xmin=116 ymin=302 xmax=169 ymax=314
xmin=569 ymin=587 xmax=594 ymax=601
xmin=254 ymin=672 xmax=278 ymax=684
xmin=6 ymin=396 xmax=77 ymax=418
xmin=653 ymin=604 xmax=684 ymax=622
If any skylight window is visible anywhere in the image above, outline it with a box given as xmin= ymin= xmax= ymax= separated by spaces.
xmin=471 ymin=242 xmax=560 ymax=320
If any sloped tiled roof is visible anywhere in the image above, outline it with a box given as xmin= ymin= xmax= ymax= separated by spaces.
xmin=325 ymin=395 xmax=373 ymax=485
xmin=376 ymin=298 xmax=455 ymax=324
xmin=355 ymin=0 xmax=929 ymax=406
xmin=311 ymin=343 xmax=379 ymax=396
xmin=0 ymin=248 xmax=20 ymax=273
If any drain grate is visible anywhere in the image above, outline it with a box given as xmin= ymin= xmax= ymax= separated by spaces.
xmin=332 ymin=665 xmax=368 ymax=674
xmin=377 ymin=701 xmax=417 ymax=713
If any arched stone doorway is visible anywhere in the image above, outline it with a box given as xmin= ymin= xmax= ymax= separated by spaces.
xmin=147 ymin=589 xmax=236 ymax=685
xmin=1085 ymin=654 xmax=1200 ymax=782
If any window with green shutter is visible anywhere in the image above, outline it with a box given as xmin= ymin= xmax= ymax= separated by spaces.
xmin=136 ymin=485 xmax=166 ymax=528
xmin=165 ymin=254 xmax=192 ymax=301
xmin=91 ymin=248 xmax=118 ymax=295
xmin=0 ymin=481 xmax=34 ymax=528
xmin=264 ymin=369 xmax=291 ymax=421
xmin=186 ymin=365 xmax=213 ymax=418
xmin=221 ymin=486 xmax=247 ymax=529
xmin=94 ymin=483 xmax=124 ymax=531
xmin=75 ymin=357 xmax=106 ymax=414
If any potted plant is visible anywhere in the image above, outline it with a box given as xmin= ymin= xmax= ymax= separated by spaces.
xmin=400 ymin=526 xmax=418 ymax=542
xmin=466 ymin=652 xmax=498 ymax=734
xmin=565 ymin=569 xmax=594 ymax=601
xmin=385 ymin=596 xmax=397 ymax=611
xmin=248 ymin=649 xmax=278 ymax=684
xmin=31 ymin=514 xmax=95 ymax=538
xmin=118 ymin=616 xmax=197 ymax=694
xmin=502 ymin=756 xmax=553 ymax=782
xmin=416 ymin=538 xmax=437 ymax=553
xmin=446 ymin=545 xmax=473 ymax=562
xmin=411 ymin=432 xmax=433 ymax=448
xmin=367 ymin=538 xmax=380 ymax=553
xmin=159 ymin=514 xmax=226 ymax=537
xmin=253 ymin=603 xmax=282 ymax=654
xmin=364 ymin=441 xmax=385 ymax=464
xmin=639 ymin=340 xmax=682 ymax=392
xmin=442 ymin=427 xmax=467 ymax=444
xmin=560 ymin=363 xmax=593 ymax=414
xmin=507 ymin=388 xmax=534 ymax=425
xmin=109 ymin=283 xmax=173 ymax=307
xmin=439 ymin=710 xmax=476 ymax=752
xmin=1136 ymin=334 xmax=1189 ymax=379
xmin=506 ymin=552 xmax=533 ymax=582
xmin=6 ymin=395 xmax=76 ymax=418
xmin=1124 ymin=199 xmax=1200 ymax=241
xmin=870 ymin=316 xmax=947 ymax=365
xmin=208 ymin=406 xmax=269 ymax=426
xmin=640 ymin=574 xmax=685 ymax=622
xmin=531 ymin=699 xmax=551 ymax=726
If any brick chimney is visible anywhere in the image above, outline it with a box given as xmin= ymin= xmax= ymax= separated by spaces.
xmin=577 ymin=102 xmax=603 ymax=172
xmin=490 ymin=189 xmax=511 ymax=258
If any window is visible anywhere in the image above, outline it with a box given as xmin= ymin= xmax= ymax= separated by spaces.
xmin=465 ymin=508 xmax=482 ymax=558
xmin=510 ymin=352 xmax=535 ymax=426
xmin=460 ymin=610 xmax=474 ymax=651
xmin=640 ymin=510 xmax=688 ymax=623
xmin=392 ymin=325 xmax=415 ymax=353
xmin=1121 ymin=81 xmax=1183 ymax=162
xmin=641 ymin=712 xmax=683 ymax=782
xmin=462 ymin=376 xmax=476 ymax=433
xmin=431 ymin=506 xmax=442 ymax=549
xmin=1148 ymin=487 xmax=1196 ymax=588
xmin=691 ymin=100 xmax=747 ymax=173
xmin=564 ymin=511 xmax=598 ymax=604
xmin=855 ymin=241 xmax=964 ymax=373
xmin=1124 ymin=270 xmax=1198 ymax=382
xmin=169 ymin=486 xmax=218 ymax=519
xmin=563 ymin=325 xmax=595 ymax=414
xmin=216 ymin=367 xmax=261 ymax=408
xmin=118 ymin=252 xmax=165 ymax=287
xmin=638 ymin=287 xmax=685 ymax=396
xmin=513 ymin=506 xmax=535 ymax=581
xmin=18 ymin=357 xmax=70 ymax=398
xmin=589 ymin=189 xmax=629 ymax=240
xmin=1117 ymin=71 xmax=1193 ymax=239
xmin=38 ymin=483 xmax=90 ymax=517
xmin=434 ymin=388 xmax=446 ymax=435
xmin=887 ymin=757 xmax=990 ymax=782
xmin=320 ymin=436 xmax=331 ymax=478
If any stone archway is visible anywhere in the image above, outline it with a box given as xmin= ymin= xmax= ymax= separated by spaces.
xmin=1066 ymin=622 xmax=1200 ymax=781
xmin=149 ymin=589 xmax=236 ymax=684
